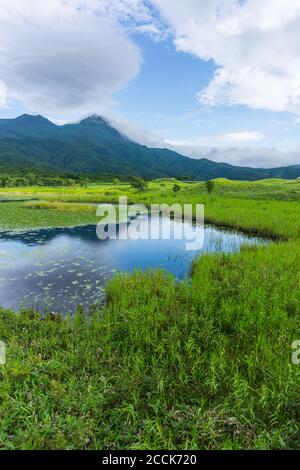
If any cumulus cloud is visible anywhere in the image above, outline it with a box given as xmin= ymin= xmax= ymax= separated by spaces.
xmin=1 ymin=0 xmax=300 ymax=169
xmin=0 ymin=0 xmax=143 ymax=118
xmin=4 ymin=0 xmax=298 ymax=119
xmin=165 ymin=143 xmax=300 ymax=169
xmin=152 ymin=0 xmax=300 ymax=115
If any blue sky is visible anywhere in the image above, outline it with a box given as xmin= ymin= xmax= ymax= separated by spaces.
xmin=0 ymin=0 xmax=300 ymax=167
xmin=115 ymin=35 xmax=300 ymax=152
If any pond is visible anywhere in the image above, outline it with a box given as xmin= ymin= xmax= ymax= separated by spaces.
xmin=0 ymin=215 xmax=267 ymax=313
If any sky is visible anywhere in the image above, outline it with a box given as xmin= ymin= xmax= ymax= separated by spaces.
xmin=0 ymin=0 xmax=300 ymax=168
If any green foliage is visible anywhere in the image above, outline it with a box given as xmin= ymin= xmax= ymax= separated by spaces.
xmin=0 ymin=240 xmax=299 ymax=449
xmin=0 ymin=202 xmax=97 ymax=231
xmin=205 ymin=180 xmax=215 ymax=194
xmin=0 ymin=179 xmax=300 ymax=239
xmin=173 ymin=183 xmax=181 ymax=194
xmin=0 ymin=173 xmax=87 ymax=188
xmin=0 ymin=177 xmax=300 ymax=449
xmin=79 ymin=177 xmax=89 ymax=189
xmin=131 ymin=176 xmax=148 ymax=193
xmin=0 ymin=114 xmax=299 ymax=180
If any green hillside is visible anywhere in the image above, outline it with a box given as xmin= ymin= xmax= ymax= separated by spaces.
xmin=0 ymin=114 xmax=299 ymax=180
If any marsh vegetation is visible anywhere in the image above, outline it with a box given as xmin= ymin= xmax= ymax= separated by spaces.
xmin=0 ymin=178 xmax=299 ymax=449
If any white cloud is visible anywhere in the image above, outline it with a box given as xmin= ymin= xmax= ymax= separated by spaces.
xmin=107 ymin=113 xmax=165 ymax=147
xmin=0 ymin=0 xmax=143 ymax=118
xmin=166 ymin=130 xmax=263 ymax=148
xmin=216 ymin=131 xmax=263 ymax=144
xmin=165 ymin=143 xmax=300 ymax=168
xmin=1 ymin=0 xmax=300 ymax=170
xmin=152 ymin=0 xmax=300 ymax=115
xmin=131 ymin=23 xmax=163 ymax=40
xmin=92 ymin=0 xmax=154 ymax=24
xmin=106 ymin=116 xmax=289 ymax=169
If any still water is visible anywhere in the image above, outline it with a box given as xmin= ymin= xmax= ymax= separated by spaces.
xmin=0 ymin=215 xmax=267 ymax=313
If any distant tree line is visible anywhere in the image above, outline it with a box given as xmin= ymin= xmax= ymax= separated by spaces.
xmin=0 ymin=170 xmax=201 ymax=188
xmin=0 ymin=173 xmax=79 ymax=188
xmin=0 ymin=172 xmax=139 ymax=188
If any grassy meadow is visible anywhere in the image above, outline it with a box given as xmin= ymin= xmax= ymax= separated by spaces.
xmin=0 ymin=178 xmax=299 ymax=449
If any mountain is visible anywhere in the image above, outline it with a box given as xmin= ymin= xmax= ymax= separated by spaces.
xmin=0 ymin=114 xmax=299 ymax=180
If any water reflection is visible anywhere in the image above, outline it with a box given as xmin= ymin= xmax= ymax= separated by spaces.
xmin=0 ymin=215 xmax=267 ymax=313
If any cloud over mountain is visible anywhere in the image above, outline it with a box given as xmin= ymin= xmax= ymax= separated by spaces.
xmin=0 ymin=0 xmax=142 ymax=118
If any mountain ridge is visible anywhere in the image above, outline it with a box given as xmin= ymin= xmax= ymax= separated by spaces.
xmin=0 ymin=114 xmax=299 ymax=180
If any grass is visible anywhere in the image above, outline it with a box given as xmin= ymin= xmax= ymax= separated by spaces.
xmin=1 ymin=177 xmax=300 ymax=202
xmin=0 ymin=178 xmax=299 ymax=449
xmin=1 ymin=179 xmax=300 ymax=239
xmin=0 ymin=201 xmax=98 ymax=231
xmin=22 ymin=201 xmax=97 ymax=212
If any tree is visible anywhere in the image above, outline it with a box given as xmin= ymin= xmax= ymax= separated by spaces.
xmin=173 ymin=184 xmax=181 ymax=195
xmin=79 ymin=177 xmax=89 ymax=189
xmin=131 ymin=176 xmax=148 ymax=193
xmin=205 ymin=180 xmax=215 ymax=194
xmin=66 ymin=179 xmax=76 ymax=188
xmin=26 ymin=173 xmax=37 ymax=186
xmin=16 ymin=178 xmax=28 ymax=187
xmin=112 ymin=178 xmax=120 ymax=186
xmin=0 ymin=176 xmax=10 ymax=187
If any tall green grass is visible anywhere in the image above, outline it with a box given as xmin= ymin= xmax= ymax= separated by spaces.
xmin=0 ymin=180 xmax=300 ymax=239
xmin=0 ymin=202 xmax=97 ymax=231
xmin=0 ymin=178 xmax=299 ymax=449
xmin=0 ymin=241 xmax=299 ymax=449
